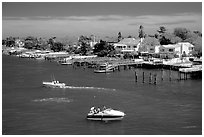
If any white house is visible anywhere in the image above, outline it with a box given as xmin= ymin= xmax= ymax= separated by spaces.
xmin=113 ymin=38 xmax=141 ymax=53
xmin=159 ymin=42 xmax=194 ymax=57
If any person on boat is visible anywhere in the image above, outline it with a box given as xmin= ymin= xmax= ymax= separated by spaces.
xmin=90 ymin=106 xmax=95 ymax=113
xmin=97 ymin=107 xmax=100 ymax=113
xmin=103 ymin=105 xmax=106 ymax=110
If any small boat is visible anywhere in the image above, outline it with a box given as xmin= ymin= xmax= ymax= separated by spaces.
xmin=87 ymin=106 xmax=125 ymax=121
xmin=42 ymin=80 xmax=66 ymax=88
xmin=61 ymin=62 xmax=72 ymax=65
xmin=42 ymin=76 xmax=66 ymax=88
xmin=94 ymin=63 xmax=115 ymax=73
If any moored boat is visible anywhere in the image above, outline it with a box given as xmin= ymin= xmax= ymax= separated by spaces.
xmin=87 ymin=106 xmax=125 ymax=121
xmin=94 ymin=63 xmax=115 ymax=73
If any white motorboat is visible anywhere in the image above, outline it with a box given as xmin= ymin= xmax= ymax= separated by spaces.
xmin=87 ymin=107 xmax=125 ymax=121
xmin=42 ymin=80 xmax=66 ymax=88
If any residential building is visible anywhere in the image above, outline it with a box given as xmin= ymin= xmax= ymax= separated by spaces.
xmin=159 ymin=42 xmax=194 ymax=58
xmin=113 ymin=38 xmax=141 ymax=53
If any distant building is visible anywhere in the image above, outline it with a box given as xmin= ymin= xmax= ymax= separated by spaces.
xmin=159 ymin=42 xmax=194 ymax=58
xmin=113 ymin=38 xmax=141 ymax=53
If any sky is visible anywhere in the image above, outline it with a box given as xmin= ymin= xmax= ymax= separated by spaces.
xmin=2 ymin=2 xmax=202 ymax=39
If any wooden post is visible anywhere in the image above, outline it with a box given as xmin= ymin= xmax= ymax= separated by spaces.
xmin=149 ymin=73 xmax=152 ymax=84
xmin=142 ymin=72 xmax=145 ymax=83
xmin=135 ymin=71 xmax=137 ymax=83
xmin=118 ymin=66 xmax=120 ymax=71
xmin=178 ymin=72 xmax=180 ymax=81
xmin=183 ymin=72 xmax=186 ymax=80
xmin=169 ymin=69 xmax=171 ymax=81
xmin=161 ymin=69 xmax=163 ymax=81
xmin=154 ymin=74 xmax=157 ymax=85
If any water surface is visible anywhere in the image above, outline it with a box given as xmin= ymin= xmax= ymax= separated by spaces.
xmin=2 ymin=55 xmax=202 ymax=135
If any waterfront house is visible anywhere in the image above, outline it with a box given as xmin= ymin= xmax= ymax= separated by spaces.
xmin=113 ymin=38 xmax=141 ymax=53
xmin=159 ymin=42 xmax=194 ymax=58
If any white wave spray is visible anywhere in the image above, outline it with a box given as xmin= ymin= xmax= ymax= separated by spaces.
xmin=33 ymin=97 xmax=73 ymax=103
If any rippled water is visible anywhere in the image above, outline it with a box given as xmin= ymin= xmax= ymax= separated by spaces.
xmin=2 ymin=55 xmax=202 ymax=135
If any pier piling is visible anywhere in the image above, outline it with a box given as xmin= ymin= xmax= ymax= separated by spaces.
xmin=161 ymin=69 xmax=163 ymax=81
xmin=154 ymin=74 xmax=157 ymax=85
xmin=135 ymin=71 xmax=137 ymax=83
xmin=149 ymin=73 xmax=152 ymax=84
xmin=142 ymin=72 xmax=145 ymax=83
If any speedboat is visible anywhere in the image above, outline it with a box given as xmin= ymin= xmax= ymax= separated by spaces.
xmin=87 ymin=107 xmax=125 ymax=121
xmin=42 ymin=80 xmax=66 ymax=88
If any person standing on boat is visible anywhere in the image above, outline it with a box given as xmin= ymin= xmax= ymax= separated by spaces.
xmin=103 ymin=105 xmax=106 ymax=111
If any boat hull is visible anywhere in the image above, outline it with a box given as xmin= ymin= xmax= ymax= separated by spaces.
xmin=94 ymin=69 xmax=114 ymax=73
xmin=42 ymin=82 xmax=66 ymax=88
xmin=87 ymin=108 xmax=125 ymax=121
xmin=87 ymin=115 xmax=124 ymax=121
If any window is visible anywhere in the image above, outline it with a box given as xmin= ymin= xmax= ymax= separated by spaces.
xmin=189 ymin=47 xmax=194 ymax=50
xmin=169 ymin=49 xmax=174 ymax=52
xmin=161 ymin=49 xmax=165 ymax=52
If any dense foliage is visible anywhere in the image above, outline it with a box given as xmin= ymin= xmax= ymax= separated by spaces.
xmin=93 ymin=40 xmax=115 ymax=57
xmin=50 ymin=42 xmax=65 ymax=52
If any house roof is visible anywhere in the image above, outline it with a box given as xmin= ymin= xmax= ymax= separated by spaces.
xmin=118 ymin=38 xmax=140 ymax=46
xmin=177 ymin=42 xmax=194 ymax=47
xmin=161 ymin=42 xmax=194 ymax=49
xmin=161 ymin=44 xmax=180 ymax=48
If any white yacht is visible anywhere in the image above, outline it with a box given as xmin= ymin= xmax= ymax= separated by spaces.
xmin=87 ymin=107 xmax=126 ymax=121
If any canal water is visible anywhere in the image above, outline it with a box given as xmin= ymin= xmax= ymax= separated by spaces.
xmin=2 ymin=55 xmax=202 ymax=135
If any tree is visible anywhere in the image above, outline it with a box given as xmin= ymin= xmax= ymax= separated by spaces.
xmin=48 ymin=37 xmax=56 ymax=46
xmin=24 ymin=36 xmax=37 ymax=49
xmin=191 ymin=36 xmax=202 ymax=57
xmin=50 ymin=42 xmax=65 ymax=52
xmin=36 ymin=38 xmax=49 ymax=50
xmin=77 ymin=35 xmax=92 ymax=55
xmin=2 ymin=39 xmax=6 ymax=45
xmin=173 ymin=27 xmax=190 ymax=40
xmin=157 ymin=26 xmax=167 ymax=34
xmin=5 ymin=37 xmax=15 ymax=47
xmin=93 ymin=40 xmax=115 ymax=57
xmin=193 ymin=30 xmax=202 ymax=37
xmin=138 ymin=37 xmax=160 ymax=52
xmin=159 ymin=32 xmax=182 ymax=45
xmin=138 ymin=25 xmax=145 ymax=39
xmin=79 ymin=42 xmax=91 ymax=55
xmin=118 ymin=32 xmax=122 ymax=42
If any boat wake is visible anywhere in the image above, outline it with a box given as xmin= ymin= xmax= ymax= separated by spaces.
xmin=64 ymin=86 xmax=116 ymax=91
xmin=32 ymin=97 xmax=73 ymax=103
